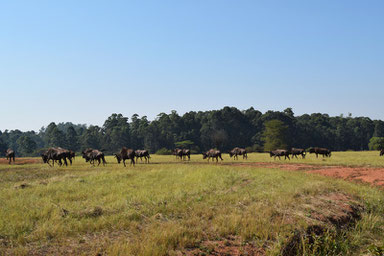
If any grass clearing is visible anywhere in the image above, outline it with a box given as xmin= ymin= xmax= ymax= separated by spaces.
xmin=0 ymin=153 xmax=383 ymax=255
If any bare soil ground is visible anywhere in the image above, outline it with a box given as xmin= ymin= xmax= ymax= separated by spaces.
xmin=0 ymin=158 xmax=41 ymax=165
xmin=226 ymin=162 xmax=384 ymax=188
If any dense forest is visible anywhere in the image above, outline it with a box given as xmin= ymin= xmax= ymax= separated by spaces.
xmin=1 ymin=107 xmax=384 ymax=157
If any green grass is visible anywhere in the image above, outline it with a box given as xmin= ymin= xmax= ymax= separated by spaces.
xmin=0 ymin=153 xmax=383 ymax=255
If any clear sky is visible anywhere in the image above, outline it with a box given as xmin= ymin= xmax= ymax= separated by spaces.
xmin=0 ymin=0 xmax=383 ymax=131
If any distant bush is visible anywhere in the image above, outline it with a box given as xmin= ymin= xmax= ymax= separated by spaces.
xmin=368 ymin=137 xmax=384 ymax=150
xmin=155 ymin=148 xmax=172 ymax=155
xmin=246 ymin=144 xmax=264 ymax=153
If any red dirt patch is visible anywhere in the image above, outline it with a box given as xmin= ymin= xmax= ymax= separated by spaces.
xmin=226 ymin=162 xmax=384 ymax=188
xmin=0 ymin=158 xmax=41 ymax=165
xmin=307 ymin=167 xmax=384 ymax=187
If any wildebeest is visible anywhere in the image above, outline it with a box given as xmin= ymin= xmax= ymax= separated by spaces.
xmin=380 ymin=149 xmax=384 ymax=156
xmin=119 ymin=147 xmax=135 ymax=167
xmin=229 ymin=147 xmax=247 ymax=160
xmin=270 ymin=149 xmax=290 ymax=160
xmin=82 ymin=148 xmax=106 ymax=166
xmin=5 ymin=149 xmax=15 ymax=164
xmin=308 ymin=147 xmax=331 ymax=158
xmin=42 ymin=147 xmax=70 ymax=166
xmin=202 ymin=149 xmax=223 ymax=162
xmin=40 ymin=148 xmax=75 ymax=166
xmin=182 ymin=149 xmax=190 ymax=161
xmin=290 ymin=148 xmax=306 ymax=159
xmin=135 ymin=149 xmax=150 ymax=163
xmin=173 ymin=148 xmax=190 ymax=161
xmin=172 ymin=148 xmax=183 ymax=159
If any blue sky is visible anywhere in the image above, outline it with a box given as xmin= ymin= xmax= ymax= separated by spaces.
xmin=0 ymin=0 xmax=383 ymax=131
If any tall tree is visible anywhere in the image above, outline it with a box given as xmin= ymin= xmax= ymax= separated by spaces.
xmin=66 ymin=126 xmax=79 ymax=151
xmin=17 ymin=135 xmax=37 ymax=156
xmin=263 ymin=120 xmax=289 ymax=151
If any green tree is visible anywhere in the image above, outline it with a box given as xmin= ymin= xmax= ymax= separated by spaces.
xmin=17 ymin=135 xmax=37 ymax=156
xmin=174 ymin=140 xmax=194 ymax=148
xmin=368 ymin=137 xmax=384 ymax=150
xmin=44 ymin=122 xmax=66 ymax=147
xmin=263 ymin=120 xmax=288 ymax=151
xmin=80 ymin=125 xmax=102 ymax=149
xmin=66 ymin=126 xmax=79 ymax=151
xmin=0 ymin=137 xmax=7 ymax=155
xmin=102 ymin=113 xmax=130 ymax=152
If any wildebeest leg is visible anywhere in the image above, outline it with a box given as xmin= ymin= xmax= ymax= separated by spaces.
xmin=131 ymin=158 xmax=135 ymax=166
xmin=123 ymin=159 xmax=126 ymax=167
xmin=69 ymin=157 xmax=72 ymax=165
xmin=63 ymin=158 xmax=68 ymax=166
xmin=316 ymin=153 xmax=318 ymax=158
xmin=102 ymin=156 xmax=106 ymax=166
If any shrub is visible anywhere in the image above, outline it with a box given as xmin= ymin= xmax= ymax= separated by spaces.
xmin=368 ymin=137 xmax=384 ymax=150
xmin=155 ymin=148 xmax=172 ymax=155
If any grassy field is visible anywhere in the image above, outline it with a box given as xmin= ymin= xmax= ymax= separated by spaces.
xmin=0 ymin=152 xmax=384 ymax=255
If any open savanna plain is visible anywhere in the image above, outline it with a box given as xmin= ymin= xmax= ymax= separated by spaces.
xmin=1 ymin=152 xmax=384 ymax=255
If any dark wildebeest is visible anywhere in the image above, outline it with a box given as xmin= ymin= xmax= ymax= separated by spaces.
xmin=135 ymin=149 xmax=150 ymax=163
xmin=202 ymin=149 xmax=223 ymax=162
xmin=309 ymin=147 xmax=331 ymax=158
xmin=173 ymin=148 xmax=190 ymax=161
xmin=229 ymin=147 xmax=247 ymax=160
xmin=380 ymin=149 xmax=384 ymax=156
xmin=270 ymin=149 xmax=290 ymax=160
xmin=5 ymin=149 xmax=15 ymax=164
xmin=119 ymin=147 xmax=136 ymax=167
xmin=173 ymin=148 xmax=183 ymax=160
xmin=56 ymin=147 xmax=76 ymax=165
xmin=290 ymin=148 xmax=306 ymax=159
xmin=44 ymin=147 xmax=70 ymax=166
xmin=182 ymin=149 xmax=191 ymax=161
xmin=82 ymin=148 xmax=106 ymax=166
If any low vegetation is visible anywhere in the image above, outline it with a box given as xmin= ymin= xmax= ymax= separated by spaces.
xmin=0 ymin=152 xmax=383 ymax=255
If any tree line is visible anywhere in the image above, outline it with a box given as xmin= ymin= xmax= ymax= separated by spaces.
xmin=1 ymin=107 xmax=384 ymax=157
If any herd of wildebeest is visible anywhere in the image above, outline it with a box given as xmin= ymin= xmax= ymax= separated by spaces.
xmin=3 ymin=147 xmax=384 ymax=166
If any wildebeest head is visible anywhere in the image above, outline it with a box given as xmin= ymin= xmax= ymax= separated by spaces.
xmin=114 ymin=153 xmax=122 ymax=163
xmin=41 ymin=153 xmax=48 ymax=163
xmin=202 ymin=152 xmax=208 ymax=159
